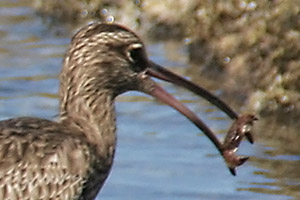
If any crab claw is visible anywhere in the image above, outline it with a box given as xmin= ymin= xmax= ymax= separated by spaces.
xmin=223 ymin=149 xmax=249 ymax=176
xmin=222 ymin=114 xmax=257 ymax=175
xmin=224 ymin=114 xmax=257 ymax=148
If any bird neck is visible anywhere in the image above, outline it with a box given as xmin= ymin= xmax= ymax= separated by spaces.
xmin=59 ymin=85 xmax=117 ymax=165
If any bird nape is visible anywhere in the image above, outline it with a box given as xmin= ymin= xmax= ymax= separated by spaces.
xmin=0 ymin=22 xmax=257 ymax=200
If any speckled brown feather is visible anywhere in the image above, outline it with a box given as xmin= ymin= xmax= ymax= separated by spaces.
xmin=0 ymin=117 xmax=92 ymax=200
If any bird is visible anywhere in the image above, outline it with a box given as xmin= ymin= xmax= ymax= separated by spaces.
xmin=0 ymin=22 xmax=255 ymax=200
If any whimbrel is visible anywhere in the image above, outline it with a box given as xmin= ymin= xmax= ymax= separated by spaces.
xmin=0 ymin=23 xmax=255 ymax=200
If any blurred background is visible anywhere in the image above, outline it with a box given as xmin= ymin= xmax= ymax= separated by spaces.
xmin=0 ymin=0 xmax=300 ymax=199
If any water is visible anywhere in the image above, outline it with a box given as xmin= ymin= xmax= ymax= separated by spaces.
xmin=0 ymin=1 xmax=299 ymax=199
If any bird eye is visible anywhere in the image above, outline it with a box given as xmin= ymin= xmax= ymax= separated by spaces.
xmin=127 ymin=43 xmax=147 ymax=72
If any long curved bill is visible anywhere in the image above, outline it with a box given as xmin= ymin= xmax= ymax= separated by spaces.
xmin=147 ymin=61 xmax=238 ymax=119
xmin=142 ymin=61 xmax=257 ymax=176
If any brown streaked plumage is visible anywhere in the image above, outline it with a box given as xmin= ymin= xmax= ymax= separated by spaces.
xmin=0 ymin=22 xmax=255 ymax=200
